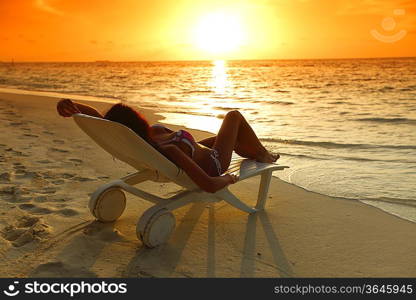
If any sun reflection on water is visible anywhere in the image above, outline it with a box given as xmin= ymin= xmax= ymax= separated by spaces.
xmin=209 ymin=60 xmax=229 ymax=94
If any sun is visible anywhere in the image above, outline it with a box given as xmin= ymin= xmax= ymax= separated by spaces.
xmin=193 ymin=12 xmax=246 ymax=56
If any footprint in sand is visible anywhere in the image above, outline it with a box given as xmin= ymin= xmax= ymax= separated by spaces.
xmin=37 ymin=172 xmax=67 ymax=184
xmin=73 ymin=176 xmax=95 ymax=182
xmin=18 ymin=203 xmax=53 ymax=215
xmin=13 ymin=165 xmax=42 ymax=180
xmin=31 ymin=261 xmax=97 ymax=277
xmin=0 ymin=172 xmax=11 ymax=182
xmin=51 ymin=179 xmax=65 ymax=185
xmin=5 ymin=148 xmax=28 ymax=157
xmin=0 ymin=186 xmax=31 ymax=203
xmin=38 ymin=187 xmax=57 ymax=195
xmin=83 ymin=221 xmax=125 ymax=242
xmin=1 ymin=215 xmax=51 ymax=247
xmin=4 ymin=110 xmax=17 ymax=115
xmin=34 ymin=196 xmax=48 ymax=203
xmin=18 ymin=201 xmax=79 ymax=217
xmin=27 ymin=179 xmax=57 ymax=193
xmin=57 ymin=208 xmax=79 ymax=217
xmin=60 ymin=173 xmax=75 ymax=179
xmin=22 ymin=133 xmax=39 ymax=138
xmin=13 ymin=163 xmax=26 ymax=173
xmin=34 ymin=195 xmax=66 ymax=203
xmin=68 ymin=158 xmax=83 ymax=164
xmin=39 ymin=171 xmax=56 ymax=179
xmin=49 ymin=147 xmax=69 ymax=153
xmin=9 ymin=121 xmax=27 ymax=126
xmin=36 ymin=159 xmax=52 ymax=164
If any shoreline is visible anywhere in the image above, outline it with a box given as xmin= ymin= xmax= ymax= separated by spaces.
xmin=0 ymin=88 xmax=415 ymax=277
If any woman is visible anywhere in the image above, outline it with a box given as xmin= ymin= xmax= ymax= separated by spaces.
xmin=57 ymin=99 xmax=279 ymax=193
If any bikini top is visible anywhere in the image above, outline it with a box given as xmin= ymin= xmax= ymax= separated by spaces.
xmin=153 ymin=124 xmax=196 ymax=157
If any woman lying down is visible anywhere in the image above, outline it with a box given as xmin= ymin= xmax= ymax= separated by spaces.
xmin=57 ymin=99 xmax=279 ymax=193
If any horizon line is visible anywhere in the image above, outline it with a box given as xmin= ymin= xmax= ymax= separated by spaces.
xmin=1 ymin=55 xmax=415 ymax=63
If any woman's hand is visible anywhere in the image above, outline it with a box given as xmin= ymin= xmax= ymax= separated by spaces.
xmin=56 ymin=98 xmax=81 ymax=117
xmin=226 ymin=173 xmax=239 ymax=184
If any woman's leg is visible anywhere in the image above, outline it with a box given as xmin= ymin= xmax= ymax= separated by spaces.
xmin=212 ymin=110 xmax=278 ymax=172
xmin=198 ymin=136 xmax=216 ymax=148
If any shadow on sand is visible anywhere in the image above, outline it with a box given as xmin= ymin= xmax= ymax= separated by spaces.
xmin=123 ymin=203 xmax=293 ymax=277
xmin=29 ymin=203 xmax=293 ymax=278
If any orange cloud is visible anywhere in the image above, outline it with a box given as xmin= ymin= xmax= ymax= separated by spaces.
xmin=35 ymin=0 xmax=64 ymax=16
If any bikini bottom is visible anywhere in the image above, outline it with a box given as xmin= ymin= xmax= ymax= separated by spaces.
xmin=210 ymin=149 xmax=222 ymax=176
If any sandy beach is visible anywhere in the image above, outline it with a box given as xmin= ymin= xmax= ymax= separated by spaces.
xmin=0 ymin=88 xmax=415 ymax=278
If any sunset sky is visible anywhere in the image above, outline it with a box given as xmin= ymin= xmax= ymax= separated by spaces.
xmin=1 ymin=0 xmax=415 ymax=62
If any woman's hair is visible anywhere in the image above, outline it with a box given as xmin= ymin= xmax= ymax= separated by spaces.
xmin=104 ymin=103 xmax=152 ymax=143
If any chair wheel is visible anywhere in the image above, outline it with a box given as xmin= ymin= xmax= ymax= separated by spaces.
xmin=89 ymin=188 xmax=126 ymax=222
xmin=136 ymin=207 xmax=176 ymax=248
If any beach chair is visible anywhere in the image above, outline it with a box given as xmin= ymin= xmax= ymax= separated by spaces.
xmin=73 ymin=114 xmax=289 ymax=247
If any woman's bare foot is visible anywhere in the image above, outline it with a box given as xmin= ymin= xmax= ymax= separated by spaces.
xmin=256 ymin=149 xmax=280 ymax=163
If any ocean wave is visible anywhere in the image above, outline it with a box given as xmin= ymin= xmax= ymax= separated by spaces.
xmin=278 ymin=152 xmax=416 ymax=164
xmin=337 ymin=156 xmax=416 ymax=164
xmin=174 ymin=110 xmax=213 ymax=117
xmin=363 ymin=197 xmax=416 ymax=208
xmin=277 ymin=152 xmax=326 ymax=160
xmin=351 ymin=78 xmax=373 ymax=81
xmin=378 ymin=86 xmax=395 ymax=92
xmin=274 ymin=89 xmax=290 ymax=93
xmin=329 ymin=101 xmax=347 ymax=105
xmin=271 ymin=100 xmax=294 ymax=105
xmin=270 ymin=176 xmax=416 ymax=210
xmin=105 ymin=75 xmax=128 ymax=80
xmin=212 ymin=106 xmax=241 ymax=111
xmin=261 ymin=137 xmax=416 ymax=150
xmin=355 ymin=117 xmax=416 ymax=125
xmin=183 ymin=90 xmax=211 ymax=94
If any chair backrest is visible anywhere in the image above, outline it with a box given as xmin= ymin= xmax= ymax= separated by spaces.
xmin=73 ymin=114 xmax=196 ymax=189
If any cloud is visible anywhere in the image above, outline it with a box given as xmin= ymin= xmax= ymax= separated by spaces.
xmin=35 ymin=0 xmax=63 ymax=16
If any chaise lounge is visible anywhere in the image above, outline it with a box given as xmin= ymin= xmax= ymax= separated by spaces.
xmin=73 ymin=114 xmax=289 ymax=248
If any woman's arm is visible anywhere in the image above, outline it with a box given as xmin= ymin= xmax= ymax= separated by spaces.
xmin=74 ymin=102 xmax=103 ymax=118
xmin=57 ymin=99 xmax=103 ymax=118
xmin=159 ymin=144 xmax=237 ymax=193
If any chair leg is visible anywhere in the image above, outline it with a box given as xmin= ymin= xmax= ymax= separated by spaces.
xmin=216 ymin=189 xmax=257 ymax=214
xmin=255 ymin=170 xmax=272 ymax=210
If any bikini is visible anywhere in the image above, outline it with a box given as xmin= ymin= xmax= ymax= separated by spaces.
xmin=153 ymin=124 xmax=222 ymax=176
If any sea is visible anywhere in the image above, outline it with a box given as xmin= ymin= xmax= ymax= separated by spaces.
xmin=0 ymin=58 xmax=415 ymax=222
